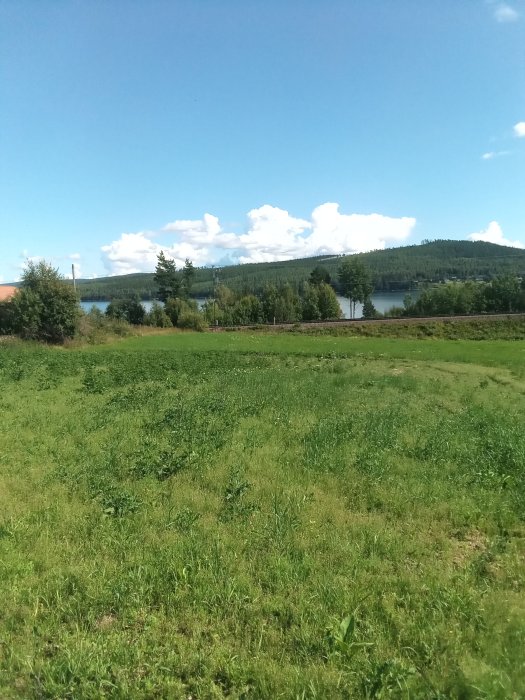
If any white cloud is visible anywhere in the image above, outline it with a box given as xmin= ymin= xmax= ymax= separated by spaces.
xmin=163 ymin=213 xmax=238 ymax=248
xmin=101 ymin=203 xmax=417 ymax=274
xmin=101 ymin=230 xmax=211 ymax=276
xmin=101 ymin=233 xmax=161 ymax=275
xmin=237 ymin=205 xmax=312 ymax=263
xmin=468 ymin=220 xmax=524 ymax=248
xmin=513 ymin=121 xmax=525 ymax=137
xmin=481 ymin=150 xmax=509 ymax=160
xmin=309 ymin=203 xmax=415 ymax=253
xmin=493 ymin=3 xmax=519 ymax=22
xmin=235 ymin=203 xmax=415 ymax=263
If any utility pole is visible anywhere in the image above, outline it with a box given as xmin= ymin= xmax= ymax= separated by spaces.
xmin=72 ymin=263 xmax=77 ymax=292
xmin=213 ymin=268 xmax=219 ymax=326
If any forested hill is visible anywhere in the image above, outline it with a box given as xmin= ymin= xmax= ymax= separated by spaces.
xmin=72 ymin=239 xmax=525 ymax=300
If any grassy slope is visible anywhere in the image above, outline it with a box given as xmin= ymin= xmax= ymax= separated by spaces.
xmin=1 ymin=334 xmax=524 ymax=699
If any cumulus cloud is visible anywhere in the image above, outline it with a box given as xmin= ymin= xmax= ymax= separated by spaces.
xmin=309 ymin=203 xmax=415 ymax=253
xmin=513 ymin=121 xmax=525 ymax=137
xmin=236 ymin=205 xmax=312 ymax=263
xmin=101 ymin=232 xmax=160 ymax=275
xmin=163 ymin=213 xmax=238 ymax=248
xmin=493 ymin=3 xmax=520 ymax=22
xmin=100 ymin=203 xmax=417 ymax=274
xmin=468 ymin=220 xmax=524 ymax=248
xmin=101 ymin=230 xmax=211 ymax=275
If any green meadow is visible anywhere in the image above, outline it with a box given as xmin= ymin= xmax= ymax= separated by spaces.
xmin=1 ymin=332 xmax=524 ymax=699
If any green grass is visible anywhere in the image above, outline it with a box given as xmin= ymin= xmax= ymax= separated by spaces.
xmin=97 ymin=330 xmax=525 ymax=376
xmin=1 ymin=333 xmax=524 ymax=698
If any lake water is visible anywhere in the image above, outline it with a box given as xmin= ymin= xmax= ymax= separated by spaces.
xmin=80 ymin=300 xmax=159 ymax=314
xmin=336 ymin=291 xmax=416 ymax=319
xmin=81 ymin=291 xmax=414 ymax=319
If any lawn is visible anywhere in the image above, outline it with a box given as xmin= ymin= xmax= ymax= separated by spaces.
xmin=0 ymin=333 xmax=524 ymax=698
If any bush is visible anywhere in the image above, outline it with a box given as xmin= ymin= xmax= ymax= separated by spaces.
xmin=76 ymin=309 xmax=133 ymax=344
xmin=144 ymin=302 xmax=172 ymax=328
xmin=177 ymin=311 xmax=207 ymax=331
xmin=105 ymin=296 xmax=145 ymax=325
xmin=11 ymin=261 xmax=80 ymax=343
xmin=362 ymin=298 xmax=380 ymax=319
xmin=0 ymin=301 xmax=15 ymax=334
xmin=385 ymin=305 xmax=404 ymax=318
xmin=164 ymin=298 xmax=198 ymax=326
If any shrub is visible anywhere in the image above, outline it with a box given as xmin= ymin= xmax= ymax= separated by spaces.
xmin=144 ymin=302 xmax=172 ymax=328
xmin=362 ymin=298 xmax=379 ymax=319
xmin=11 ymin=261 xmax=80 ymax=343
xmin=105 ymin=296 xmax=145 ymax=325
xmin=0 ymin=301 xmax=15 ymax=334
xmin=177 ymin=310 xmax=207 ymax=331
xmin=385 ymin=305 xmax=404 ymax=318
xmin=164 ymin=298 xmax=198 ymax=326
xmin=75 ymin=308 xmax=134 ymax=344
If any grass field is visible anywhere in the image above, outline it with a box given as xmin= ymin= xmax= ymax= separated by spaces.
xmin=1 ymin=332 xmax=524 ymax=698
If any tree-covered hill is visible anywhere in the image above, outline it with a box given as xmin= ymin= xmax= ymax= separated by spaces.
xmin=71 ymin=239 xmax=525 ymax=300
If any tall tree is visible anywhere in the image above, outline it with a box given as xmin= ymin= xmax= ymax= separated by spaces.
xmin=181 ymin=258 xmax=195 ymax=298
xmin=154 ymin=251 xmax=180 ymax=302
xmin=261 ymin=284 xmax=279 ymax=324
xmin=485 ymin=275 xmax=521 ymax=313
xmin=338 ymin=258 xmax=373 ymax=318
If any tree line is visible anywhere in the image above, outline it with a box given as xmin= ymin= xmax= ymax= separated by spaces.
xmin=2 ymin=255 xmax=524 ymax=344
xmin=139 ymin=253 xmax=344 ymax=327
xmin=103 ymin=253 xmax=375 ymax=328
xmin=73 ymin=240 xmax=525 ymax=301
xmin=401 ymin=276 xmax=525 ymax=316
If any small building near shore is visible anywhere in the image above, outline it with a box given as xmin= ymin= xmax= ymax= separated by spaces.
xmin=0 ymin=286 xmax=18 ymax=302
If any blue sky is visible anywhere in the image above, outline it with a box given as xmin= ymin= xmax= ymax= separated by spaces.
xmin=1 ymin=0 xmax=524 ymax=281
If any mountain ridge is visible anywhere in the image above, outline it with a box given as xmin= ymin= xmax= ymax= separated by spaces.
xmin=4 ymin=239 xmax=525 ymax=299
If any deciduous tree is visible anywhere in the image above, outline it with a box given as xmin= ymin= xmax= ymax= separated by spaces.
xmin=338 ymin=258 xmax=373 ymax=318
xmin=105 ymin=296 xmax=145 ymax=325
xmin=11 ymin=260 xmax=80 ymax=343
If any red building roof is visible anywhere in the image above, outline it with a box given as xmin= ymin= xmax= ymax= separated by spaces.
xmin=0 ymin=286 xmax=17 ymax=301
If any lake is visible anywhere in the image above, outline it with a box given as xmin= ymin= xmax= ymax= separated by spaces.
xmin=80 ymin=300 xmax=159 ymax=314
xmin=80 ymin=291 xmax=414 ymax=319
xmin=335 ymin=291 xmax=416 ymax=318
